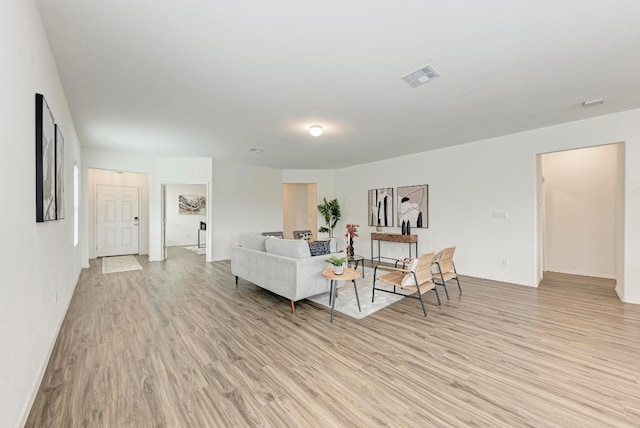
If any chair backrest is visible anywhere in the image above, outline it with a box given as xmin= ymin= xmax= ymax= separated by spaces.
xmin=262 ymin=231 xmax=284 ymax=238
xmin=438 ymin=246 xmax=456 ymax=272
xmin=414 ymin=252 xmax=436 ymax=284
xmin=293 ymin=230 xmax=313 ymax=240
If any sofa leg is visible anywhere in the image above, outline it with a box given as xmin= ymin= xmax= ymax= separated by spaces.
xmin=290 ymin=300 xmax=296 ymax=314
xmin=235 ymin=276 xmax=238 ymax=287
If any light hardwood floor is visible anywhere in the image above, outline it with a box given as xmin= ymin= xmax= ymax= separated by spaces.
xmin=26 ymin=248 xmax=640 ymax=427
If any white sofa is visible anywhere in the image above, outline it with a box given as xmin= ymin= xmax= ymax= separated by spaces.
xmin=231 ymin=234 xmax=332 ymax=313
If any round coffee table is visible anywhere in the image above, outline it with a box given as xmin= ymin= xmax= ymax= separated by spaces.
xmin=321 ymin=268 xmax=361 ymax=322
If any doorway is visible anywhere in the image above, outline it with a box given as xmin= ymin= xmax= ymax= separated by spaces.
xmin=88 ymin=168 xmax=149 ymax=259
xmin=162 ymin=183 xmax=208 ymax=259
xmin=537 ymin=143 xmax=623 ymax=282
xmin=282 ymin=183 xmax=317 ymax=239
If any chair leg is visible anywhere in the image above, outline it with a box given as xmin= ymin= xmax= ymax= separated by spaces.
xmin=455 ymin=275 xmax=462 ymax=294
xmin=433 ymin=286 xmax=441 ymax=306
xmin=417 ymin=290 xmax=428 ymax=317
xmin=439 ymin=272 xmax=450 ymax=300
xmin=372 ymin=277 xmax=376 ymax=302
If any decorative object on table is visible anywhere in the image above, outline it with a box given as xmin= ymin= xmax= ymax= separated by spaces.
xmin=327 ymin=254 xmax=347 ymax=275
xmin=200 ymin=221 xmax=206 ymax=230
xmin=406 ymin=220 xmax=411 ymax=235
xmin=397 ymin=184 xmax=428 ymax=229
xmin=54 ymin=124 xmax=64 ymax=219
xmin=178 ymin=194 xmax=206 ymax=215
xmin=317 ymin=197 xmax=341 ymax=251
xmin=35 ymin=93 xmax=57 ymax=222
xmin=345 ymin=223 xmax=359 ymax=256
xmin=368 ymin=188 xmax=393 ymax=227
xmin=376 ymin=222 xmax=382 ymax=232
xmin=401 ymin=220 xmax=406 ymax=235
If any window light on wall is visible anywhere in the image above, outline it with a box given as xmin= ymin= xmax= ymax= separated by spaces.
xmin=74 ymin=163 xmax=79 ymax=246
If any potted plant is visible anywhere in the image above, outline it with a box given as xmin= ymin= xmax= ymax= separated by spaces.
xmin=317 ymin=197 xmax=341 ymax=251
xmin=327 ymin=254 xmax=347 ymax=275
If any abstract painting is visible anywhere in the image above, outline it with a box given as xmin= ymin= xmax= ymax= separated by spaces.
xmin=368 ymin=188 xmax=393 ymax=227
xmin=397 ymin=185 xmax=428 ymax=229
xmin=179 ymin=194 xmax=206 ymax=215
xmin=55 ymin=124 xmax=65 ymax=219
xmin=35 ymin=93 xmax=56 ymax=222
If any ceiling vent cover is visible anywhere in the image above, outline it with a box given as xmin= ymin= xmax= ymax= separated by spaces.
xmin=402 ymin=64 xmax=440 ymax=88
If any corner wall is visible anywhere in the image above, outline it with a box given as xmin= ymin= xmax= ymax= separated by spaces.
xmin=0 ymin=1 xmax=83 ymax=426
xmin=334 ymin=109 xmax=640 ymax=303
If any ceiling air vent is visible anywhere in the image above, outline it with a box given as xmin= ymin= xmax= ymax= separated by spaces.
xmin=401 ymin=64 xmax=440 ymax=88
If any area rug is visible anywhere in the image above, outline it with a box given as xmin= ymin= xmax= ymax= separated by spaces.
xmin=101 ymin=255 xmax=143 ymax=274
xmin=184 ymin=245 xmax=206 ymax=255
xmin=307 ymin=267 xmax=414 ymax=319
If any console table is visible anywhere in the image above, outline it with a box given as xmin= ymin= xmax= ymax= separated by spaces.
xmin=371 ymin=233 xmax=418 ymax=263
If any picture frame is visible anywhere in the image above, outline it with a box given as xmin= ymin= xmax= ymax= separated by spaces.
xmin=55 ymin=124 xmax=65 ymax=219
xmin=178 ymin=194 xmax=206 ymax=215
xmin=397 ymin=184 xmax=428 ymax=229
xmin=368 ymin=188 xmax=394 ymax=227
xmin=35 ymin=93 xmax=56 ymax=222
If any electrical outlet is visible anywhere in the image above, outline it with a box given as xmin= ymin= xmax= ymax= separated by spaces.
xmin=502 ymin=259 xmax=509 ymax=266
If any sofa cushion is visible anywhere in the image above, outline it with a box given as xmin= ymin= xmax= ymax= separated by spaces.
xmin=238 ymin=234 xmax=269 ymax=251
xmin=308 ymin=240 xmax=330 ymax=256
xmin=265 ymin=238 xmax=311 ymax=258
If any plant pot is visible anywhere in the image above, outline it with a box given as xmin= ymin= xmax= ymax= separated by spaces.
xmin=329 ymin=237 xmax=337 ymax=253
xmin=333 ymin=265 xmax=344 ymax=275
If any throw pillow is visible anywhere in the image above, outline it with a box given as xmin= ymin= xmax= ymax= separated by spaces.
xmin=400 ymin=257 xmax=420 ymax=286
xmin=308 ymin=240 xmax=330 ymax=256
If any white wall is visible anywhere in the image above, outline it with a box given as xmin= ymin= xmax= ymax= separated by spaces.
xmin=87 ymin=169 xmax=150 ymax=257
xmin=542 ymin=145 xmax=618 ymax=278
xmin=165 ymin=184 xmax=207 ymax=246
xmin=334 ymin=109 xmax=640 ymax=304
xmin=0 ymin=1 xmax=83 ymax=426
xmin=212 ymin=159 xmax=283 ymax=259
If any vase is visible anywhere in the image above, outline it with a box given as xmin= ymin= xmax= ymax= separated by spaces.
xmin=406 ymin=220 xmax=411 ymax=235
xmin=401 ymin=220 xmax=407 ymax=235
xmin=347 ymin=238 xmax=354 ymax=256
xmin=333 ymin=264 xmax=344 ymax=275
xmin=328 ymin=237 xmax=337 ymax=252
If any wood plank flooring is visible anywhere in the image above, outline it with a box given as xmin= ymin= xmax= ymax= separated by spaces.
xmin=26 ymin=248 xmax=640 ymax=427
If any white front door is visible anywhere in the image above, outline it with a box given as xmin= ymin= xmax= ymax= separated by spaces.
xmin=96 ymin=185 xmax=140 ymax=257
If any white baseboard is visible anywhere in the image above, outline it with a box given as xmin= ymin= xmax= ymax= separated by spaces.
xmin=615 ymin=286 xmax=640 ymax=304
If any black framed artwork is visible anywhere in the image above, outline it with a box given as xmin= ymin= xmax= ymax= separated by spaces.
xmin=35 ymin=93 xmax=56 ymax=222
xmin=397 ymin=184 xmax=429 ymax=229
xmin=368 ymin=188 xmax=394 ymax=227
xmin=55 ymin=124 xmax=65 ymax=219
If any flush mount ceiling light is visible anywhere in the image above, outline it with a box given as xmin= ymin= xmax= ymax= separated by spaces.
xmin=247 ymin=147 xmax=263 ymax=153
xmin=401 ymin=64 xmax=440 ymax=88
xmin=309 ymin=125 xmax=324 ymax=137
xmin=582 ymin=97 xmax=605 ymax=107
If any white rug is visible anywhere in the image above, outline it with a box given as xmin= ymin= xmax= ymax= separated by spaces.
xmin=307 ymin=267 xmax=415 ymax=319
xmin=184 ymin=245 xmax=206 ymax=255
xmin=102 ymin=255 xmax=143 ymax=274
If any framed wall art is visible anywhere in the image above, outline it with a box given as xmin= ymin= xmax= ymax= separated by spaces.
xmin=179 ymin=194 xmax=206 ymax=215
xmin=55 ymin=124 xmax=65 ymax=219
xmin=397 ymin=184 xmax=428 ymax=229
xmin=368 ymin=188 xmax=393 ymax=227
xmin=35 ymin=93 xmax=56 ymax=222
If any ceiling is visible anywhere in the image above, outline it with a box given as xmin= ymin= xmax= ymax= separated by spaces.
xmin=36 ymin=0 xmax=640 ymax=169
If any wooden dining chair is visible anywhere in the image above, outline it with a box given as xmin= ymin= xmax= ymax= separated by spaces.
xmin=372 ymin=252 xmax=441 ymax=317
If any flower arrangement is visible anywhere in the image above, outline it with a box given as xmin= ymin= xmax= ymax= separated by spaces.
xmin=345 ymin=223 xmax=359 ymax=239
xmin=345 ymin=223 xmax=360 ymax=256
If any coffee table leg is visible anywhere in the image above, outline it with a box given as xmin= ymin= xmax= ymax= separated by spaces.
xmin=352 ymin=280 xmax=361 ymax=312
